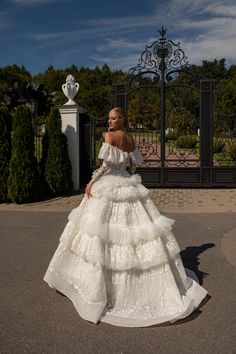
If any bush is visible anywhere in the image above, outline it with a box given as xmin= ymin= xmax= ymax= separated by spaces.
xmin=0 ymin=106 xmax=12 ymax=202
xmin=43 ymin=107 xmax=73 ymax=196
xmin=227 ymin=139 xmax=236 ymax=161
xmin=7 ymin=105 xmax=40 ymax=203
xmin=213 ymin=137 xmax=226 ymax=153
xmin=176 ymin=135 xmax=198 ymax=149
xmin=39 ymin=130 xmax=49 ymax=194
xmin=167 ymin=108 xmax=197 ymax=136
xmin=165 ymin=130 xmax=178 ymax=142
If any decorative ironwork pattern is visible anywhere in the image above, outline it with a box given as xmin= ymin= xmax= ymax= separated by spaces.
xmin=213 ymin=114 xmax=236 ymax=167
xmin=135 ymin=136 xmax=161 ymax=168
xmin=90 ymin=27 xmax=230 ymax=186
xmin=129 ymin=26 xmax=188 ymax=81
xmin=165 ymin=146 xmax=200 ymax=167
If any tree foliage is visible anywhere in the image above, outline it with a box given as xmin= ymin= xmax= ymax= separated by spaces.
xmin=0 ymin=106 xmax=12 ymax=202
xmin=7 ymin=105 xmax=40 ymax=203
xmin=0 ymin=65 xmax=53 ymax=119
xmin=0 ymin=58 xmax=236 ymax=136
xmin=43 ymin=107 xmax=73 ymax=196
xmin=33 ymin=64 xmax=126 ymax=118
xmin=167 ymin=107 xmax=197 ymax=135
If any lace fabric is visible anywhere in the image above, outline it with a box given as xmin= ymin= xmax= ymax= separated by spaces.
xmin=43 ymin=143 xmax=208 ymax=327
xmin=90 ymin=143 xmax=143 ymax=184
xmin=90 ymin=160 xmax=112 ymax=184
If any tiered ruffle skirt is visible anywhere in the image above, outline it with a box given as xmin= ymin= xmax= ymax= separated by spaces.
xmin=44 ymin=173 xmax=207 ymax=327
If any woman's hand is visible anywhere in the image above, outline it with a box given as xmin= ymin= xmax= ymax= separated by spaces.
xmin=85 ymin=182 xmax=93 ymax=198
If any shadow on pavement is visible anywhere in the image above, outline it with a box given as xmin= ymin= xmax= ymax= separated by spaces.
xmin=181 ymin=243 xmax=215 ymax=284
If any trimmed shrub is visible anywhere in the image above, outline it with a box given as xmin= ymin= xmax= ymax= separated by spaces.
xmin=213 ymin=137 xmax=225 ymax=153
xmin=165 ymin=130 xmax=178 ymax=142
xmin=43 ymin=107 xmax=73 ymax=196
xmin=7 ymin=105 xmax=40 ymax=203
xmin=0 ymin=106 xmax=12 ymax=202
xmin=227 ymin=139 xmax=236 ymax=161
xmin=39 ymin=130 xmax=49 ymax=194
xmin=176 ymin=135 xmax=198 ymax=149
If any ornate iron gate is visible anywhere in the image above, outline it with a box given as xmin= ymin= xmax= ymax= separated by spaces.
xmin=111 ymin=27 xmax=236 ymax=187
xmin=91 ymin=27 xmax=236 ymax=187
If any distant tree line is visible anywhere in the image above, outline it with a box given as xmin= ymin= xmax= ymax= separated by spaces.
xmin=0 ymin=63 xmax=126 ymax=121
xmin=0 ymin=59 xmax=235 ymax=132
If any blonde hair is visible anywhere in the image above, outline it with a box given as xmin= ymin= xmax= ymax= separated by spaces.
xmin=109 ymin=107 xmax=128 ymax=128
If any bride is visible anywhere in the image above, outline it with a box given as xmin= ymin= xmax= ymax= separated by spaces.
xmin=44 ymin=107 xmax=208 ymax=327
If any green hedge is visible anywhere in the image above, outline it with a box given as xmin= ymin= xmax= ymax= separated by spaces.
xmin=43 ymin=107 xmax=73 ymax=196
xmin=7 ymin=105 xmax=40 ymax=203
xmin=176 ymin=135 xmax=198 ymax=149
xmin=0 ymin=106 xmax=12 ymax=202
xmin=165 ymin=131 xmax=178 ymax=142
xmin=213 ymin=137 xmax=225 ymax=153
xmin=227 ymin=139 xmax=236 ymax=162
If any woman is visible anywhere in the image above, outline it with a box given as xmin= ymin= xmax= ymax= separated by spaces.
xmin=44 ymin=107 xmax=208 ymax=327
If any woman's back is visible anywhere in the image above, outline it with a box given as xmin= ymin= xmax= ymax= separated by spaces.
xmin=104 ymin=130 xmax=136 ymax=153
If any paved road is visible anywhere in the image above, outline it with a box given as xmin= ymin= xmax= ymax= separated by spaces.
xmin=0 ymin=210 xmax=236 ymax=354
xmin=2 ymin=188 xmax=236 ymax=213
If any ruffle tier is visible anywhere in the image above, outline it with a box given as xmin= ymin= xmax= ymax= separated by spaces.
xmin=67 ymin=201 xmax=175 ymax=246
xmin=59 ymin=219 xmax=179 ymax=271
xmin=58 ymin=173 xmax=178 ymax=271
xmin=90 ymin=173 xmax=149 ymax=202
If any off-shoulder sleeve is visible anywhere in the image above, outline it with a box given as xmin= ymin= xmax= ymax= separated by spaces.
xmin=98 ymin=143 xmax=127 ymax=164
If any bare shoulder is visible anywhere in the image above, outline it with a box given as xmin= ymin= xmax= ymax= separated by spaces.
xmin=104 ymin=131 xmax=114 ymax=144
xmin=126 ymin=132 xmax=136 ymax=149
xmin=126 ymin=131 xmax=134 ymax=140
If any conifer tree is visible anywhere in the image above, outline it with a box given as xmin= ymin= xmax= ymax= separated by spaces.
xmin=7 ymin=105 xmax=40 ymax=203
xmin=39 ymin=128 xmax=49 ymax=195
xmin=43 ymin=107 xmax=73 ymax=195
xmin=0 ymin=106 xmax=12 ymax=202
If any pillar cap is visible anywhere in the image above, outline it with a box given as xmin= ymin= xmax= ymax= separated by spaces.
xmin=58 ymin=105 xmax=87 ymax=114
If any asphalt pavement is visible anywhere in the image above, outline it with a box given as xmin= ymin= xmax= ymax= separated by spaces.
xmin=0 ymin=206 xmax=236 ymax=354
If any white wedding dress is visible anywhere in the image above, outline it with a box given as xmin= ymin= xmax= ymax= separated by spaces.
xmin=44 ymin=142 xmax=208 ymax=327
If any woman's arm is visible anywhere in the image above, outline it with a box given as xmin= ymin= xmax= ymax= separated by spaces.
xmin=85 ymin=133 xmax=113 ymax=197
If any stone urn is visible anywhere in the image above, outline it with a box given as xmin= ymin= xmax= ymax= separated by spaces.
xmin=62 ymin=74 xmax=79 ymax=105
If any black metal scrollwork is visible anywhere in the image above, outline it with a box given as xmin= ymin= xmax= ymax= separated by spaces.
xmin=129 ymin=26 xmax=188 ymax=81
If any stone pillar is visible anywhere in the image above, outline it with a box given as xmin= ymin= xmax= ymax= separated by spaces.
xmin=58 ymin=74 xmax=83 ymax=191
xmin=59 ymin=105 xmax=81 ymax=190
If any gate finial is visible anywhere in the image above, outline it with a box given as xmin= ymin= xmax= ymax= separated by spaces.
xmin=159 ymin=26 xmax=167 ymax=39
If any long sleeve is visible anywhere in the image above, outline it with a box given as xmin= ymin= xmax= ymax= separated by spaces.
xmin=128 ymin=158 xmax=137 ymax=175
xmin=129 ymin=147 xmax=143 ymax=175
xmin=89 ymin=160 xmax=112 ymax=185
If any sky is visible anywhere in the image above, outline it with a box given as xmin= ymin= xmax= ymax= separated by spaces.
xmin=0 ymin=0 xmax=236 ymax=75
